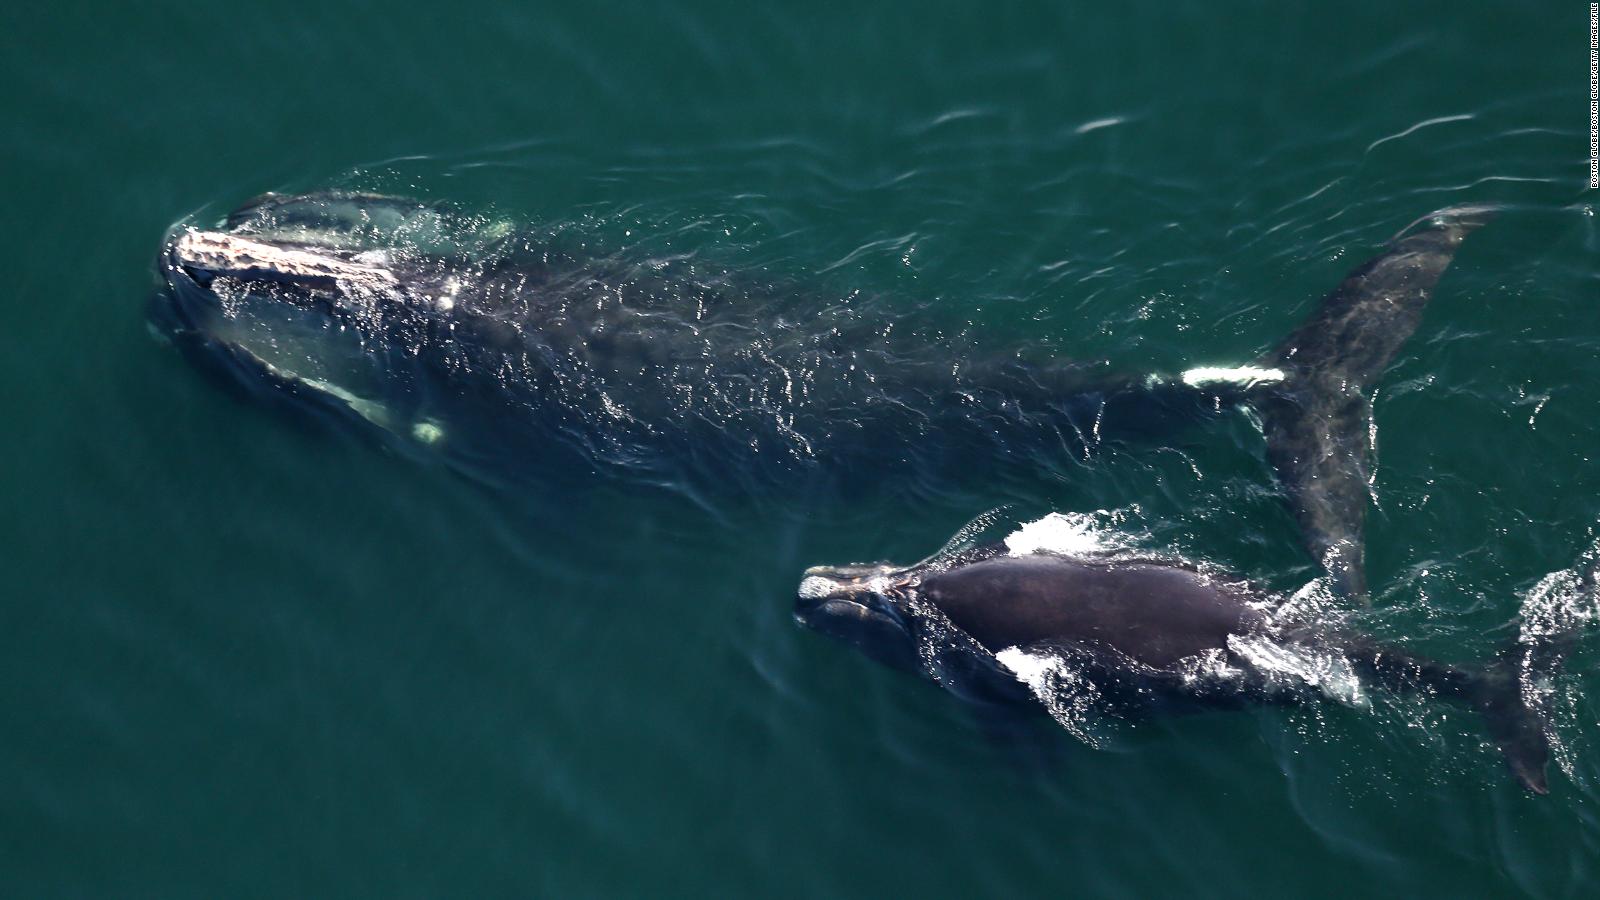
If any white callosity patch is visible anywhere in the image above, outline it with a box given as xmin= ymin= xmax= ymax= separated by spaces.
xmin=796 ymin=576 xmax=835 ymax=601
xmin=1178 ymin=365 xmax=1286 ymax=388
xmin=176 ymin=229 xmax=402 ymax=297
xmin=797 ymin=571 xmax=895 ymax=601
xmin=1002 ymin=512 xmax=1131 ymax=558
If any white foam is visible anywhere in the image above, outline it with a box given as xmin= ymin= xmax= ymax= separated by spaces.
xmin=435 ymin=276 xmax=460 ymax=312
xmin=1175 ymin=648 xmax=1244 ymax=687
xmin=1227 ymin=634 xmax=1367 ymax=707
xmin=1514 ymin=553 xmax=1599 ymax=778
xmin=1519 ymin=565 xmax=1599 ymax=644
xmin=995 ymin=645 xmax=1104 ymax=746
xmin=1265 ymin=576 xmax=1346 ymax=631
xmin=996 ymin=646 xmax=1061 ymax=684
xmin=1003 ymin=512 xmax=1122 ymax=558
xmin=1179 ymin=365 xmax=1286 ymax=388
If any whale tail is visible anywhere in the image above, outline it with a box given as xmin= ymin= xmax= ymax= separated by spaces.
xmin=1452 ymin=547 xmax=1599 ymax=794
xmin=1469 ymin=645 xmax=1558 ymax=794
xmin=1354 ymin=634 xmax=1549 ymax=793
xmin=1242 ymin=204 xmax=1499 ymax=602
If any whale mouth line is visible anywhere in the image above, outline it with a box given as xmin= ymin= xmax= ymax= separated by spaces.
xmin=819 ymin=597 xmax=874 ymax=616
xmin=799 ymin=596 xmax=911 ymax=640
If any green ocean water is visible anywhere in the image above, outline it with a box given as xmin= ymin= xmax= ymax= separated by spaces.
xmin=3 ymin=1 xmax=1598 ymax=896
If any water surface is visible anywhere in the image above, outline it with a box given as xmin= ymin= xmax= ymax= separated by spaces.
xmin=2 ymin=2 xmax=1596 ymax=896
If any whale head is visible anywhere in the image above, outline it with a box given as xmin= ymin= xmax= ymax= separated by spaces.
xmin=150 ymin=193 xmax=487 ymax=444
xmin=794 ymin=562 xmax=922 ymax=672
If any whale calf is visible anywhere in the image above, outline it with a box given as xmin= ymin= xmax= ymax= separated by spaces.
xmin=153 ymin=194 xmax=1492 ymax=592
xmin=795 ymin=521 xmax=1578 ymax=793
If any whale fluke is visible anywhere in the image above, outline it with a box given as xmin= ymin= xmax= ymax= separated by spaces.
xmin=1249 ymin=205 xmax=1498 ymax=601
xmin=1474 ymin=651 xmax=1551 ymax=794
xmin=1487 ymin=546 xmax=1600 ymax=793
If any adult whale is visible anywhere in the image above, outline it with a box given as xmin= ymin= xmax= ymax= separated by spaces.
xmin=152 ymin=193 xmax=1492 ymax=591
xmin=794 ymin=521 xmax=1585 ymax=794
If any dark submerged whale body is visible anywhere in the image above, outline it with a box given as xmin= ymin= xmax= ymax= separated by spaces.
xmin=795 ymin=531 xmax=1582 ymax=794
xmin=152 ymin=192 xmax=1201 ymax=497
xmin=153 ymin=193 xmax=1491 ymax=589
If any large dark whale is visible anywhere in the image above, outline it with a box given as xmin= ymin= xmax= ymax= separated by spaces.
xmin=152 ymin=193 xmax=1492 ymax=592
xmin=795 ymin=523 xmax=1586 ymax=793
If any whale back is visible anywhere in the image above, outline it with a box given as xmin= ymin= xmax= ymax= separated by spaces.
xmin=917 ymin=554 xmax=1266 ymax=668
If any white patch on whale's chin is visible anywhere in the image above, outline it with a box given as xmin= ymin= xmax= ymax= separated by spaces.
xmin=1003 ymin=512 xmax=1126 ymax=558
xmin=1179 ymin=365 xmax=1286 ymax=387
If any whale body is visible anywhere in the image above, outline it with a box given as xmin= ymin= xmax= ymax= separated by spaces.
xmin=153 ymin=193 xmax=1493 ymax=593
xmin=153 ymin=192 xmax=1203 ymax=494
xmin=795 ymin=531 xmax=1567 ymax=793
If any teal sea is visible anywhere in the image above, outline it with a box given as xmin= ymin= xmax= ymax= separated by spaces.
xmin=3 ymin=2 xmax=1598 ymax=896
